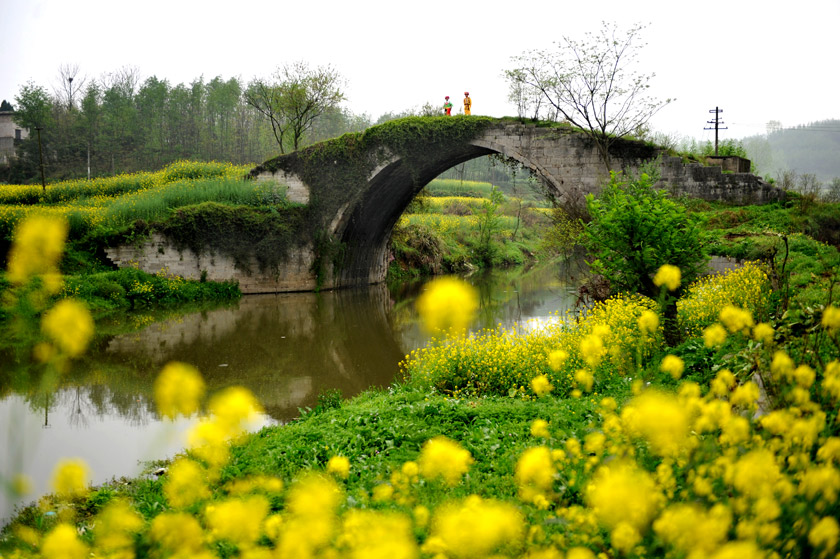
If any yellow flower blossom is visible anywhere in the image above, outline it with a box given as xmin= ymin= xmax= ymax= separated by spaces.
xmin=579 ymin=334 xmax=604 ymax=367
xmin=753 ymin=322 xmax=774 ymax=344
xmin=208 ymin=385 xmax=263 ymax=436
xmin=164 ymin=458 xmax=210 ymax=508
xmin=327 ymin=455 xmax=351 ymax=479
xmin=531 ymin=374 xmax=553 ymax=397
xmin=654 ymin=264 xmax=681 ymax=291
xmin=660 ymin=355 xmax=685 ymax=380
xmin=822 ymin=305 xmax=840 ymax=334
xmin=149 ymin=512 xmax=207 ymax=556
xmin=637 ymin=309 xmax=660 ymax=335
xmin=41 ymin=523 xmax=88 ymax=559
xmin=205 ymin=495 xmax=269 ymax=546
xmin=7 ymin=216 xmax=68 ymax=285
xmin=574 ymin=369 xmax=594 ymax=392
xmin=586 ymin=461 xmax=662 ymax=532
xmin=515 ymin=446 xmax=555 ymax=502
xmin=339 ymin=509 xmax=418 ymax=559
xmin=41 ymin=299 xmax=94 ymax=358
xmin=51 ymin=458 xmax=90 ymax=499
xmin=547 ymin=349 xmax=568 ymax=371
xmin=729 ymin=382 xmax=760 ymax=408
xmin=93 ymin=499 xmax=143 ymax=554
xmin=621 ymin=391 xmax=692 ymax=458
xmin=719 ymin=305 xmax=754 ymax=334
xmin=611 ymin=522 xmax=642 ymax=553
xmin=154 ymin=361 xmax=205 ymax=419
xmin=809 ymin=516 xmax=840 ymax=551
xmin=418 ymin=436 xmax=473 ymax=486
xmin=431 ymin=495 xmax=524 ymax=558
xmin=653 ymin=503 xmax=731 ymax=557
xmin=703 ymin=323 xmax=727 ymax=348
xmin=416 ymin=277 xmax=478 ymax=336
xmin=530 ymin=419 xmax=550 ymax=439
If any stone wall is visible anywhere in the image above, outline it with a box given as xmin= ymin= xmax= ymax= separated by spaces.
xmin=104 ymin=233 xmax=319 ymax=294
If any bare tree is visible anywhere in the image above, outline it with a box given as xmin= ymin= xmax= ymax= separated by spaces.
xmin=54 ymin=63 xmax=86 ymax=109
xmin=507 ymin=22 xmax=672 ymax=170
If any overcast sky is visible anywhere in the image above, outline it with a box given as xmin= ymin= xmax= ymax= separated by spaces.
xmin=2 ymin=0 xmax=838 ymax=143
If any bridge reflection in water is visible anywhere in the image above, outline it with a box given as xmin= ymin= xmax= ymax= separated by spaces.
xmin=0 ymin=262 xmax=582 ymax=522
xmin=105 ymin=285 xmax=404 ymax=420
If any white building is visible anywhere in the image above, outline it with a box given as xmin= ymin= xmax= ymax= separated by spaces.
xmin=0 ymin=108 xmax=28 ymax=166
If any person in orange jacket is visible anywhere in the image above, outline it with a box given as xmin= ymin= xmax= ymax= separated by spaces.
xmin=443 ymin=96 xmax=453 ymax=116
xmin=463 ymin=92 xmax=472 ymax=115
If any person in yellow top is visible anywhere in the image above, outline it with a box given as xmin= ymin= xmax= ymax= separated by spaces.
xmin=463 ymin=92 xmax=472 ymax=115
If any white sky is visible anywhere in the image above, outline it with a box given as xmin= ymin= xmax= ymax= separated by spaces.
xmin=2 ymin=0 xmax=838 ymax=143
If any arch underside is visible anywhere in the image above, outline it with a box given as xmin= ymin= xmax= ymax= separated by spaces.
xmin=336 ymin=141 xmax=558 ymax=286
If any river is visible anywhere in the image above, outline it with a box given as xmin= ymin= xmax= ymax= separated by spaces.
xmin=0 ymin=260 xmax=585 ymax=523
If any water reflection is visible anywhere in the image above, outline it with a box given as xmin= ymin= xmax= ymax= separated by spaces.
xmin=0 ymin=261 xmax=584 ymax=523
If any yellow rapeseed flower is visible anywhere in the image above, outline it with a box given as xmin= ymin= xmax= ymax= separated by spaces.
xmin=621 ymin=391 xmax=692 ymax=458
xmin=431 ymin=495 xmax=524 ymax=558
xmin=653 ymin=503 xmax=732 ymax=557
xmin=515 ymin=446 xmax=555 ymax=503
xmin=327 ymin=455 xmax=351 ymax=479
xmin=164 ymin=458 xmax=210 ymax=508
xmin=149 ymin=512 xmax=207 ymax=556
xmin=41 ymin=523 xmax=88 ymax=559
xmin=653 ymin=264 xmax=681 ymax=291
xmin=822 ymin=305 xmax=840 ymax=334
xmin=416 ymin=277 xmax=478 ymax=336
xmin=586 ymin=461 xmax=662 ymax=532
xmin=7 ymin=216 xmax=68 ymax=285
xmin=51 ymin=458 xmax=90 ymax=499
xmin=530 ymin=419 xmax=550 ymax=439
xmin=339 ymin=509 xmax=418 ymax=559
xmin=418 ymin=436 xmax=474 ymax=486
xmin=208 ymin=385 xmax=263 ymax=436
xmin=660 ymin=355 xmax=685 ymax=380
xmin=637 ymin=309 xmax=660 ymax=335
xmin=753 ymin=322 xmax=774 ymax=344
xmin=154 ymin=362 xmax=205 ymax=419
xmin=205 ymin=495 xmax=270 ymax=546
xmin=531 ymin=374 xmax=553 ymax=397
xmin=41 ymin=299 xmax=94 ymax=358
xmin=719 ymin=305 xmax=754 ymax=334
xmin=93 ymin=499 xmax=143 ymax=554
xmin=808 ymin=516 xmax=840 ymax=551
xmin=703 ymin=323 xmax=727 ymax=348
xmin=547 ymin=349 xmax=568 ymax=372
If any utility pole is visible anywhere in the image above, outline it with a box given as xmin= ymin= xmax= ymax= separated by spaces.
xmin=705 ymin=107 xmax=728 ymax=155
xmin=35 ymin=126 xmax=47 ymax=193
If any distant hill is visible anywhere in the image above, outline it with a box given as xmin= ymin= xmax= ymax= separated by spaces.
xmin=740 ymin=119 xmax=840 ymax=182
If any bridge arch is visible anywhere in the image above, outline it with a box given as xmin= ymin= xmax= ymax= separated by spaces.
xmin=247 ymin=117 xmax=781 ymax=290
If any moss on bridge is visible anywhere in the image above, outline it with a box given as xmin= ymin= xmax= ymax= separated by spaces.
xmin=251 ymin=116 xmax=497 ymax=225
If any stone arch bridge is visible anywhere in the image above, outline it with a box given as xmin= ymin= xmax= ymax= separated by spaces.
xmin=107 ymin=117 xmax=782 ymax=293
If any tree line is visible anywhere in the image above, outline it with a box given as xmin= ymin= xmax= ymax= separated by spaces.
xmin=2 ymin=64 xmax=371 ymax=184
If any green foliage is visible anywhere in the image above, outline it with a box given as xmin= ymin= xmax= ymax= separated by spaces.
xmin=583 ymin=168 xmax=708 ymax=300
xmin=475 ymin=187 xmax=505 ymax=266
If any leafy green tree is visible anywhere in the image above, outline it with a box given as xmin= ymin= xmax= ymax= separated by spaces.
xmin=245 ymin=62 xmax=345 ymax=153
xmin=582 ymin=167 xmax=707 ymax=345
xmin=507 ymin=22 xmax=671 ymax=170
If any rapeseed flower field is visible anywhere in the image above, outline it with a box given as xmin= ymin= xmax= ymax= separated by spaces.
xmin=2 ymin=199 xmax=840 ymax=558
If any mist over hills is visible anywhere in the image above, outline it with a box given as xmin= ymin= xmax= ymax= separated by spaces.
xmin=740 ymin=119 xmax=840 ymax=182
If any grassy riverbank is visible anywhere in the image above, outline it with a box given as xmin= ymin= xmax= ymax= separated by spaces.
xmin=2 ymin=161 xmax=840 ymax=557
xmin=2 ymin=225 xmax=839 ymax=557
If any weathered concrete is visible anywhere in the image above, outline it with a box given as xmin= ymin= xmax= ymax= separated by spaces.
xmin=105 ymin=233 xmax=319 ymax=293
xmin=107 ymin=119 xmax=784 ymax=293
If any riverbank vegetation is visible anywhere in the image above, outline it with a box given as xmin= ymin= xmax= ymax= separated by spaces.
xmin=0 ymin=161 xmax=309 ymax=316
xmin=1 ymin=210 xmax=839 ymax=558
xmin=2 ymin=161 xmax=840 ymax=557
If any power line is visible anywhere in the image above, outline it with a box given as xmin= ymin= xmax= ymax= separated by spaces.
xmin=704 ymin=106 xmax=728 ymax=155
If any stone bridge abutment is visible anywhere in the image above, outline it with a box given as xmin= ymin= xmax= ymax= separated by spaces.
xmin=106 ymin=118 xmax=783 ymax=293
